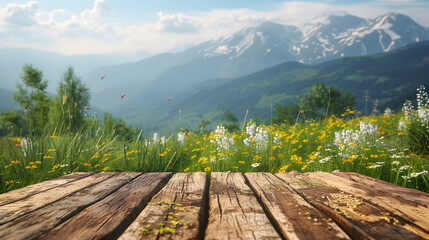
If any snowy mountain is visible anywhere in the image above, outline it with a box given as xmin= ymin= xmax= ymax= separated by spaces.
xmin=180 ymin=21 xmax=302 ymax=76
xmin=295 ymin=13 xmax=429 ymax=63
xmin=98 ymin=12 xmax=429 ymax=114
xmin=177 ymin=12 xmax=429 ymax=66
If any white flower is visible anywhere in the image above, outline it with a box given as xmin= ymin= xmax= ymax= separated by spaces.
xmin=251 ymin=163 xmax=260 ymax=168
xmin=246 ymin=123 xmax=256 ymax=136
xmin=384 ymin=108 xmax=392 ymax=117
xmin=319 ymin=156 xmax=332 ymax=163
xmin=391 ymin=161 xmax=400 ymax=165
xmin=161 ymin=136 xmax=166 ymax=145
xmin=332 ymin=170 xmax=340 ymax=173
xmin=401 ymin=170 xmax=428 ymax=179
xmin=177 ymin=132 xmax=186 ymax=145
xmin=153 ymin=132 xmax=159 ymax=142
xmin=399 ymin=165 xmax=410 ymax=171
xmin=211 ymin=125 xmax=231 ymax=151
xmin=368 ymin=165 xmax=382 ymax=169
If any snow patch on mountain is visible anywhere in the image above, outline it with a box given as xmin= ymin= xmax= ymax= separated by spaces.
xmin=186 ymin=12 xmax=429 ymax=66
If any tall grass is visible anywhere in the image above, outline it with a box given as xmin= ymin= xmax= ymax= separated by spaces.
xmin=1 ymin=109 xmax=428 ymax=194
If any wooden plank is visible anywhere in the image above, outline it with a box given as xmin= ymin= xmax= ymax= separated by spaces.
xmin=0 ymin=172 xmax=141 ymax=240
xmin=0 ymin=172 xmax=116 ymax=225
xmin=245 ymin=172 xmax=350 ymax=240
xmin=205 ymin=172 xmax=281 ymax=240
xmin=118 ymin=172 xmax=208 ymax=240
xmin=308 ymin=172 xmax=429 ymax=233
xmin=333 ymin=172 xmax=429 ymax=207
xmin=277 ymin=172 xmax=429 ymax=240
xmin=40 ymin=172 xmax=173 ymax=240
xmin=0 ymin=172 xmax=94 ymax=206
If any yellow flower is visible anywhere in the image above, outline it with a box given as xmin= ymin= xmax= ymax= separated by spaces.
xmin=269 ymin=156 xmax=276 ymax=161
xmin=253 ymin=155 xmax=261 ymax=161
xmin=9 ymin=137 xmax=22 ymax=142
xmin=204 ymin=167 xmax=211 ymax=172
xmin=49 ymin=136 xmax=58 ymax=138
xmin=25 ymin=166 xmax=31 ymax=169
xmin=301 ymin=164 xmax=308 ymax=171
xmin=47 ymin=149 xmax=56 ymax=152
xmin=31 ymin=165 xmax=37 ymax=169
xmin=43 ymin=156 xmax=53 ymax=159
xmin=184 ymin=168 xmax=190 ymax=172
xmin=103 ymin=167 xmax=109 ymax=171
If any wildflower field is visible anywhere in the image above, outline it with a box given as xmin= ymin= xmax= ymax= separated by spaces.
xmin=2 ymin=86 xmax=429 ymax=194
xmin=1 ymin=108 xmax=429 ymax=194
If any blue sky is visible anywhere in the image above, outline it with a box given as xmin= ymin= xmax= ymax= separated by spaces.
xmin=1 ymin=0 xmax=428 ymax=55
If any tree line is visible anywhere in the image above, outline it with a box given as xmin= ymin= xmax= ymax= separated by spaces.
xmin=0 ymin=65 xmax=135 ymax=138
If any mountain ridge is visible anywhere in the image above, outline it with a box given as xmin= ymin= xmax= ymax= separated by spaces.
xmin=100 ymin=12 xmax=429 ymax=115
xmin=124 ymin=40 xmax=429 ymax=132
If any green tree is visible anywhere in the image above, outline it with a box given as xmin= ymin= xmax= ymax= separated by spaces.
xmin=273 ymin=101 xmax=301 ymax=124
xmin=51 ymin=66 xmax=90 ymax=131
xmin=13 ymin=64 xmax=50 ymax=134
xmin=274 ymin=83 xmax=355 ymax=123
xmin=221 ymin=107 xmax=239 ymax=132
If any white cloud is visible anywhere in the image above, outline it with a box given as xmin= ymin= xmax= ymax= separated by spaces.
xmin=0 ymin=0 xmax=428 ymax=55
xmin=0 ymin=1 xmax=40 ymax=26
xmin=155 ymin=12 xmax=198 ymax=33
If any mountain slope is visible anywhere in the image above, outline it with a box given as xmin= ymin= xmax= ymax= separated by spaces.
xmin=106 ymin=12 xmax=429 ymax=115
xmin=125 ymin=40 xmax=429 ymax=132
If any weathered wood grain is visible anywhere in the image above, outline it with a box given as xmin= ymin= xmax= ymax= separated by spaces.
xmin=333 ymin=172 xmax=429 ymax=207
xmin=308 ymin=172 xmax=429 ymax=234
xmin=205 ymin=172 xmax=281 ymax=240
xmin=277 ymin=172 xmax=429 ymax=240
xmin=0 ymin=172 xmax=94 ymax=206
xmin=245 ymin=172 xmax=350 ymax=240
xmin=0 ymin=172 xmax=141 ymax=240
xmin=0 ymin=172 xmax=116 ymax=225
xmin=40 ymin=172 xmax=173 ymax=240
xmin=118 ymin=172 xmax=208 ymax=240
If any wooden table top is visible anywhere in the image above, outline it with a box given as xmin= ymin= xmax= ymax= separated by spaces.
xmin=0 ymin=172 xmax=428 ymax=240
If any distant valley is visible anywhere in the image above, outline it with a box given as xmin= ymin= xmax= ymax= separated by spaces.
xmin=126 ymin=40 xmax=429 ymax=132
